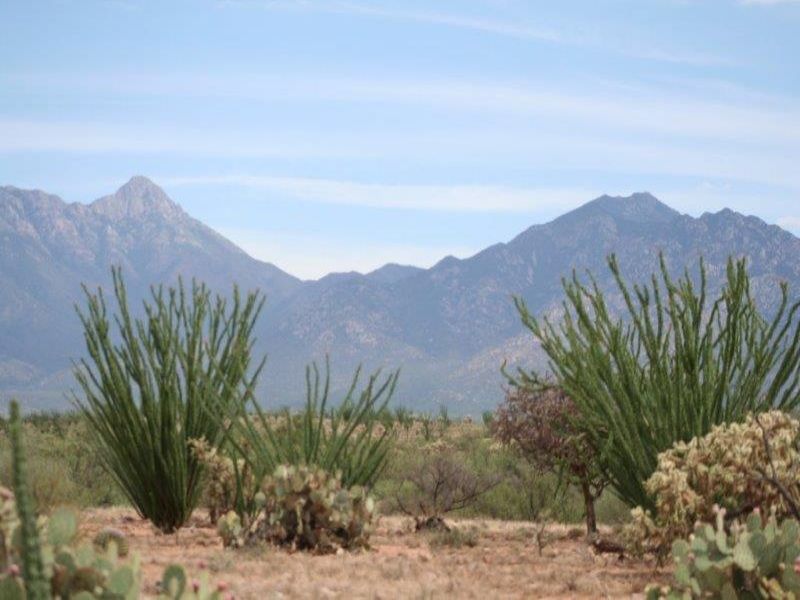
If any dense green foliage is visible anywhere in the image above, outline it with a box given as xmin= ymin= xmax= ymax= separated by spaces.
xmin=221 ymin=360 xmax=398 ymax=521
xmin=515 ymin=254 xmax=800 ymax=509
xmin=73 ymin=268 xmax=264 ymax=532
xmin=0 ymin=412 xmax=122 ymax=510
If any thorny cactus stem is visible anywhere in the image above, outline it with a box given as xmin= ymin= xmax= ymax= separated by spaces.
xmin=9 ymin=400 xmax=50 ymax=599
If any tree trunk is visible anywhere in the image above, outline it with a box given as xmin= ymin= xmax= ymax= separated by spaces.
xmin=580 ymin=477 xmax=597 ymax=535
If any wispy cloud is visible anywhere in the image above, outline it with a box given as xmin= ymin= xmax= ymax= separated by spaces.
xmin=225 ymin=0 xmax=732 ymax=67
xmin=162 ymin=174 xmax=598 ymax=213
xmin=741 ymin=0 xmax=800 ymax=5
xmin=0 ymin=119 xmax=364 ymax=158
xmin=5 ymin=73 xmax=797 ymax=147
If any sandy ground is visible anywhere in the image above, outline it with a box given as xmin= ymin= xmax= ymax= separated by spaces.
xmin=79 ymin=508 xmax=669 ymax=599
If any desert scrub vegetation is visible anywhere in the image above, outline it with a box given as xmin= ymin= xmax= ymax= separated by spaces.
xmin=629 ymin=411 xmax=800 ymax=555
xmin=217 ymin=464 xmax=375 ymax=554
xmin=373 ymin=415 xmax=620 ymax=527
xmin=492 ymin=385 xmax=607 ymax=534
xmin=514 ymin=254 xmax=800 ymax=510
xmin=207 ymin=359 xmax=397 ymax=534
xmin=0 ymin=411 xmax=122 ymax=511
xmin=629 ymin=409 xmax=800 ymax=597
xmin=0 ymin=400 xmax=224 ymax=600
xmin=394 ymin=449 xmax=500 ymax=531
xmin=73 ymin=268 xmax=264 ymax=533
xmin=647 ymin=508 xmax=800 ymax=599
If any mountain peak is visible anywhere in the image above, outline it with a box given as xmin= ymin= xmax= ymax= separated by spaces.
xmin=557 ymin=191 xmax=680 ymax=226
xmin=91 ymin=176 xmax=183 ymax=220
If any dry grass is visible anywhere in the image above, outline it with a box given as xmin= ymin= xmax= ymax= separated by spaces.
xmin=79 ymin=508 xmax=669 ymax=599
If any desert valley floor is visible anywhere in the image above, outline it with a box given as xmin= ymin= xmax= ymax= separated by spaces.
xmin=81 ymin=508 xmax=669 ymax=599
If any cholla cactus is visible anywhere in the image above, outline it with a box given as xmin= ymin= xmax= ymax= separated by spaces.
xmin=647 ymin=507 xmax=800 ymax=598
xmin=190 ymin=438 xmax=254 ymax=524
xmin=218 ymin=465 xmax=376 ymax=553
xmin=628 ymin=411 xmax=800 ymax=554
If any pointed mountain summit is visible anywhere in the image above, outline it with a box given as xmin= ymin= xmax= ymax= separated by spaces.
xmin=91 ymin=176 xmax=184 ymax=220
xmin=0 ymin=178 xmax=300 ymax=388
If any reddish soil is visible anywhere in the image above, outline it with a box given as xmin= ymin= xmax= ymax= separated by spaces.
xmin=80 ymin=508 xmax=669 ymax=599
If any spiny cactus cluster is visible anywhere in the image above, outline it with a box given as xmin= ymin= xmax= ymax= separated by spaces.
xmin=189 ymin=438 xmax=253 ymax=525
xmin=628 ymin=411 xmax=800 ymax=554
xmin=218 ymin=464 xmax=375 ymax=554
xmin=2 ymin=400 xmax=229 ymax=600
xmin=0 ymin=481 xmax=140 ymax=599
xmin=647 ymin=507 xmax=800 ymax=599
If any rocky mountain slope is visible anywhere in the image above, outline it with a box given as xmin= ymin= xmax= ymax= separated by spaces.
xmin=2 ymin=178 xmax=799 ymax=412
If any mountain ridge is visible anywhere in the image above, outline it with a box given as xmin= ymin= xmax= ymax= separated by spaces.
xmin=2 ymin=177 xmax=798 ymax=412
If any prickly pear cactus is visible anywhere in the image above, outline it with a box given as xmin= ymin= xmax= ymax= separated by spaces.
xmin=647 ymin=507 xmax=800 ymax=599
xmin=159 ymin=564 xmax=228 ymax=599
xmin=93 ymin=527 xmax=130 ymax=557
xmin=219 ymin=464 xmax=375 ymax=553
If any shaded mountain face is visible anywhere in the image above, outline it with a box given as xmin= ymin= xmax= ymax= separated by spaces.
xmin=260 ymin=191 xmax=800 ymax=410
xmin=2 ymin=180 xmax=800 ymax=412
xmin=0 ymin=177 xmax=300 ymax=388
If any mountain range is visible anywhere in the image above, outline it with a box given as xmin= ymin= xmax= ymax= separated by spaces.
xmin=2 ymin=177 xmax=800 ymax=413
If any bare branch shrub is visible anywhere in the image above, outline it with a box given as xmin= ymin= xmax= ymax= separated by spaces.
xmin=396 ymin=452 xmax=500 ymax=531
xmin=492 ymin=386 xmax=607 ymax=534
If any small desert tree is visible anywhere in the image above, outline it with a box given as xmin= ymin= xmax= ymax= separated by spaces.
xmin=492 ymin=386 xmax=606 ymax=534
xmin=72 ymin=268 xmax=264 ymax=533
xmin=395 ymin=451 xmax=500 ymax=531
xmin=514 ymin=254 xmax=800 ymax=510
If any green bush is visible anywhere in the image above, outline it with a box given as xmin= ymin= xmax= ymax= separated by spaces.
xmin=515 ymin=254 xmax=800 ymax=510
xmin=0 ymin=415 xmax=122 ymax=510
xmin=373 ymin=421 xmax=590 ymax=524
xmin=73 ymin=268 xmax=264 ymax=533
xmin=647 ymin=509 xmax=800 ymax=599
xmin=217 ymin=464 xmax=375 ymax=553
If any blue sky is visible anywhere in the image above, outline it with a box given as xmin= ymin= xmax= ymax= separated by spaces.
xmin=1 ymin=0 xmax=799 ymax=279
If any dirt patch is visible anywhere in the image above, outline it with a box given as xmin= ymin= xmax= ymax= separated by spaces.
xmin=79 ymin=508 xmax=669 ymax=599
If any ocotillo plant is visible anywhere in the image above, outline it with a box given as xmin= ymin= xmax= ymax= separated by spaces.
xmin=8 ymin=400 xmax=49 ymax=600
xmin=514 ymin=254 xmax=800 ymax=510
xmin=73 ymin=267 xmax=265 ymax=533
xmin=221 ymin=358 xmax=398 ymax=523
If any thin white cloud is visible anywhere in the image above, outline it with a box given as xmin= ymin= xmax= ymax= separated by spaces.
xmin=162 ymin=175 xmax=598 ymax=213
xmin=0 ymin=119 xmax=365 ymax=158
xmin=217 ymin=227 xmax=477 ymax=280
xmin=741 ymin=0 xmax=800 ymax=5
xmin=3 ymin=117 xmax=800 ymax=191
xmin=225 ymin=0 xmax=732 ymax=66
xmin=5 ymin=74 xmax=798 ymax=147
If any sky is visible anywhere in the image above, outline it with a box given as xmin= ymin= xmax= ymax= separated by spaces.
xmin=1 ymin=0 xmax=799 ymax=279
